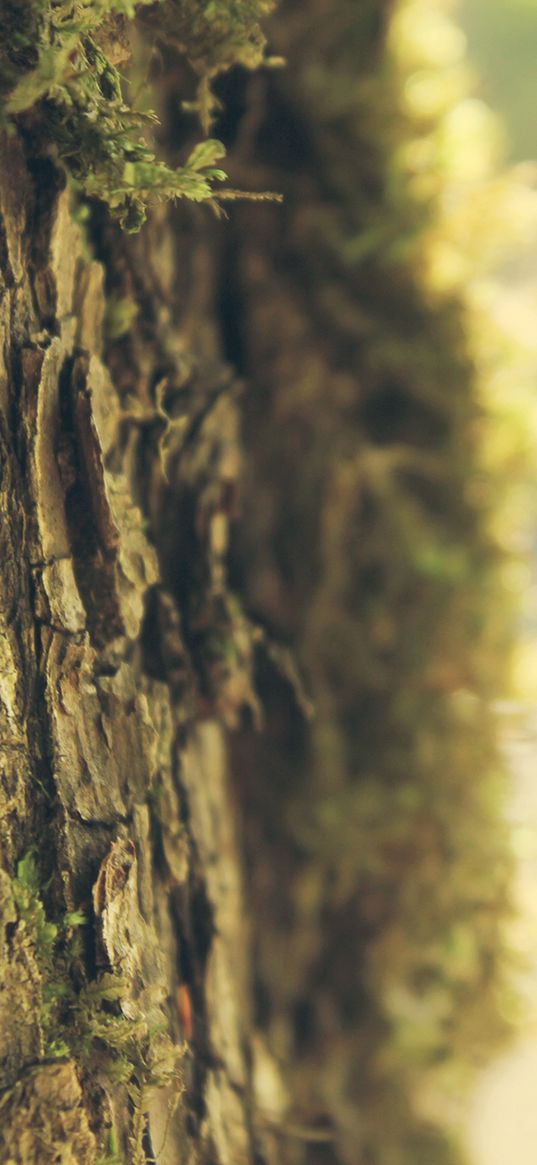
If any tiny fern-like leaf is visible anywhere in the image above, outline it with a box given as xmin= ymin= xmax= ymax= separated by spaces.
xmin=0 ymin=0 xmax=281 ymax=230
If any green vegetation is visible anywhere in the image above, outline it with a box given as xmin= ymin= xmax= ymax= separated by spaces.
xmin=146 ymin=0 xmax=281 ymax=129
xmin=0 ymin=2 xmax=524 ymax=1162
xmin=104 ymin=294 xmax=140 ymax=341
xmin=461 ymin=0 xmax=537 ymax=161
xmin=12 ymin=853 xmax=180 ymax=1164
xmin=0 ymin=0 xmax=278 ymax=228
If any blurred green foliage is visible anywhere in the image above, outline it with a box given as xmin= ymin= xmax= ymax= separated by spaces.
xmin=461 ymin=0 xmax=537 ymax=161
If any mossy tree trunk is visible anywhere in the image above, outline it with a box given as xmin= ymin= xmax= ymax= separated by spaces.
xmin=0 ymin=3 xmax=515 ymax=1165
xmin=0 ymin=129 xmax=264 ymax=1164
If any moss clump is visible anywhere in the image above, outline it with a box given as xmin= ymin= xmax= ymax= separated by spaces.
xmin=12 ymin=853 xmax=180 ymax=1164
xmin=0 ymin=0 xmax=278 ymax=228
xmin=145 ymin=0 xmax=280 ymax=129
xmin=156 ymin=0 xmax=276 ymax=73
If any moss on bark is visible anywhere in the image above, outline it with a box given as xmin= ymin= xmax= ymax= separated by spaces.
xmin=0 ymin=2 xmax=518 ymax=1164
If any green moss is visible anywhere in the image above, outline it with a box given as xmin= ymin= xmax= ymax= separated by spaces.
xmin=147 ymin=0 xmax=279 ymax=128
xmin=0 ymin=0 xmax=278 ymax=228
xmin=96 ymin=1128 xmax=123 ymax=1165
xmin=104 ymin=294 xmax=140 ymax=341
xmin=12 ymin=852 xmax=59 ymax=967
xmin=12 ymin=853 xmax=180 ymax=1165
xmin=157 ymin=0 xmax=276 ymax=73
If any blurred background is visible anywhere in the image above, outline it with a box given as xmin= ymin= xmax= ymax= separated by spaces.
xmin=456 ymin=1 xmax=537 ymax=1161
xmin=462 ymin=0 xmax=537 ymax=164
xmin=226 ymin=1 xmax=537 ymax=1162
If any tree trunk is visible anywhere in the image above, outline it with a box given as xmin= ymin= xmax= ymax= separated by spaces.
xmin=0 ymin=3 xmax=514 ymax=1165
xmin=0 ymin=120 xmax=263 ymax=1162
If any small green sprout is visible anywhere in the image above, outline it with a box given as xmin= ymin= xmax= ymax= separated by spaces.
xmin=0 ymin=0 xmax=280 ymax=230
xmin=11 ymin=851 xmax=182 ymax=1160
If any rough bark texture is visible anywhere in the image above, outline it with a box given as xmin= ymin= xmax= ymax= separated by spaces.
xmin=0 ymin=130 xmax=265 ymax=1164
xmin=0 ymin=3 xmax=515 ymax=1165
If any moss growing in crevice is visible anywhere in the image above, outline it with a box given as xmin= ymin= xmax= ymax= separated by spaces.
xmin=11 ymin=852 xmax=181 ymax=1165
xmin=0 ymin=0 xmax=279 ymax=229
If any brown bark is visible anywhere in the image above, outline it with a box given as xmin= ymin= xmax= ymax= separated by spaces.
xmin=0 ymin=133 xmax=266 ymax=1165
xmin=0 ymin=4 xmax=515 ymax=1163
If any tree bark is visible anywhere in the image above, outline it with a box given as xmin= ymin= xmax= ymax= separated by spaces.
xmin=0 ymin=129 xmax=264 ymax=1165
xmin=0 ymin=3 xmax=515 ymax=1165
